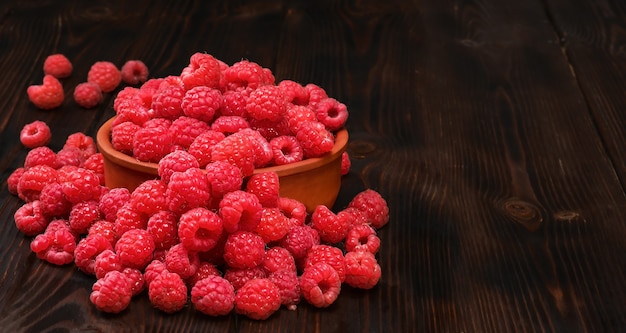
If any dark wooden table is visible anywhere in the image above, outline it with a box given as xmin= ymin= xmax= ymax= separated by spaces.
xmin=1 ymin=0 xmax=625 ymax=332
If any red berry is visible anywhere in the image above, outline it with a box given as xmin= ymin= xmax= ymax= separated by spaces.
xmin=83 ymin=153 xmax=105 ymax=185
xmin=63 ymin=132 xmax=97 ymax=160
xmin=73 ymin=82 xmax=103 ymax=108
xmin=60 ymin=167 xmax=102 ymax=204
xmin=246 ymin=85 xmax=287 ymax=122
xmin=54 ymin=147 xmax=85 ymax=169
xmin=210 ymin=115 xmax=250 ymax=135
xmin=180 ymin=52 xmax=222 ymax=90
xmin=234 ymin=278 xmax=281 ymax=320
xmin=204 ymin=160 xmax=243 ymax=200
xmin=344 ymin=251 xmax=381 ymax=289
xmin=218 ymin=190 xmax=262 ymax=233
xmin=311 ymin=205 xmax=350 ymax=244
xmin=148 ymin=271 xmax=188 ymax=313
xmin=90 ymin=270 xmax=133 ymax=313
xmin=43 ymin=54 xmax=72 ymax=78
xmin=278 ymin=79 xmax=308 ymax=106
xmin=146 ymin=210 xmax=179 ymax=250
xmin=300 ymin=262 xmax=341 ymax=308
xmin=284 ymin=104 xmax=317 ymax=134
xmin=341 ymin=151 xmax=351 ymax=175
xmin=169 ymin=116 xmax=212 ymax=149
xmin=238 ymin=128 xmax=273 ymax=167
xmin=20 ymin=120 xmax=52 ymax=149
xmin=17 ymin=164 xmax=58 ymax=202
xmin=30 ymin=220 xmax=77 ymax=265
xmin=87 ymin=61 xmax=121 ymax=93
xmin=39 ymin=182 xmax=72 ymax=218
xmin=279 ymin=225 xmax=320 ymax=264
xmin=178 ymin=207 xmax=223 ymax=252
xmin=345 ymin=223 xmax=380 ymax=254
xmin=296 ymin=121 xmax=335 ymax=158
xmin=7 ymin=167 xmax=25 ymax=195
xmin=121 ymin=267 xmax=146 ymax=296
xmin=245 ymin=172 xmax=279 ymax=208
xmin=223 ymin=60 xmax=267 ymax=91
xmin=262 ymin=246 xmax=296 ymax=274
xmin=269 ymin=135 xmax=303 ymax=165
xmin=191 ymin=275 xmax=235 ymax=316
xmin=98 ymin=187 xmax=131 ymax=222
xmin=188 ymin=130 xmax=225 ymax=168
xmin=27 ymin=75 xmax=64 ymax=109
xmin=166 ymin=167 xmax=211 ymax=214
xmin=304 ymin=244 xmax=346 ymax=282
xmin=93 ymin=249 xmax=123 ymax=280
xmin=210 ymin=132 xmax=257 ymax=177
xmin=14 ymin=200 xmax=49 ymax=236
xmin=223 ymin=231 xmax=266 ymax=269
xmin=130 ymin=179 xmax=168 ymax=216
xmin=88 ymin=220 xmax=118 ymax=249
xmin=268 ymin=269 xmax=301 ymax=309
xmin=315 ymin=97 xmax=348 ymax=131
xmin=121 ymin=60 xmax=149 ymax=85
xmin=187 ymin=261 xmax=221 ymax=287
xmin=151 ymin=83 xmax=185 ymax=120
xmin=224 ymin=266 xmax=267 ymax=291
xmin=132 ymin=121 xmax=173 ymax=163
xmin=255 ymin=207 xmax=290 ymax=243
xmin=348 ymin=189 xmax=390 ymax=229
xmin=181 ymin=86 xmax=221 ymax=122
xmin=111 ymin=121 xmax=140 ymax=154
xmin=304 ymin=83 xmax=328 ymax=109
xmin=144 ymin=259 xmax=168 ymax=286
xmin=114 ymin=203 xmax=148 ymax=236
xmin=74 ymin=234 xmax=113 ymax=275
xmin=114 ymin=228 xmax=155 ymax=269
xmin=165 ymin=243 xmax=200 ymax=280
xmin=220 ymin=89 xmax=249 ymax=117
xmin=69 ymin=200 xmax=101 ymax=234
xmin=24 ymin=146 xmax=57 ymax=169
xmin=276 ymin=197 xmax=307 ymax=227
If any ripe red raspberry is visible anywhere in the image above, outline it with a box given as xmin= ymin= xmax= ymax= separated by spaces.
xmin=343 ymin=250 xmax=382 ymax=290
xmin=220 ymin=89 xmax=249 ymax=117
xmin=98 ymin=187 xmax=130 ymax=222
xmin=218 ymin=190 xmax=262 ymax=233
xmin=114 ymin=203 xmax=148 ymax=236
xmin=114 ymin=228 xmax=155 ymax=269
xmin=246 ymin=85 xmax=287 ymax=122
xmin=311 ymin=205 xmax=350 ymax=244
xmin=247 ymin=117 xmax=288 ymax=141
xmin=151 ymin=83 xmax=185 ymax=120
xmin=60 ymin=167 xmax=101 ymax=204
xmin=69 ymin=200 xmax=101 ymax=234
xmin=87 ymin=61 xmax=121 ymax=93
xmin=210 ymin=131 xmax=257 ymax=176
xmin=223 ymin=60 xmax=268 ymax=91
xmin=24 ymin=146 xmax=57 ymax=169
xmin=143 ymin=259 xmax=168 ymax=285
xmin=262 ymin=246 xmax=296 ymax=274
xmin=300 ymin=262 xmax=341 ymax=308
xmin=43 ymin=54 xmax=72 ymax=78
xmin=245 ymin=172 xmax=279 ymax=208
xmin=166 ymin=167 xmax=211 ymax=214
xmin=147 ymin=210 xmax=179 ymax=250
xmin=304 ymin=83 xmax=329 ymax=109
xmin=191 ymin=275 xmax=235 ymax=316
xmin=234 ymin=278 xmax=281 ymax=320
xmin=348 ymin=189 xmax=390 ymax=229
xmin=345 ymin=224 xmax=380 ymax=254
xmin=27 ymin=74 xmax=64 ymax=109
xmin=224 ymin=266 xmax=267 ymax=291
xmin=83 ymin=153 xmax=105 ymax=185
xmin=30 ymin=220 xmax=77 ymax=265
xmin=315 ymin=97 xmax=348 ymax=131
xmin=181 ymin=86 xmax=221 ymax=122
xmin=304 ymin=244 xmax=346 ymax=282
xmin=269 ymin=135 xmax=303 ymax=165
xmin=188 ymin=130 xmax=225 ymax=168
xmin=121 ymin=60 xmax=149 ymax=85
xmin=93 ymin=249 xmax=122 ymax=279
xmin=169 ymin=116 xmax=212 ymax=149
xmin=54 ymin=147 xmax=85 ymax=169
xmin=268 ymin=269 xmax=301 ymax=309
xmin=284 ymin=104 xmax=317 ymax=134
xmin=278 ymin=79 xmax=308 ymax=105
xmin=204 ymin=160 xmax=243 ymax=200
xmin=255 ymin=207 xmax=290 ymax=243
xmin=7 ymin=167 xmax=25 ymax=195
xmin=121 ymin=267 xmax=146 ymax=296
xmin=296 ymin=121 xmax=335 ymax=158
xmin=187 ymin=261 xmax=221 ymax=288
xmin=180 ymin=52 xmax=222 ymax=90
xmin=279 ymin=225 xmax=320 ymax=263
xmin=132 ymin=122 xmax=173 ymax=163
xmin=111 ymin=121 xmax=140 ymax=154
xmin=165 ymin=243 xmax=200 ymax=279
xmin=178 ymin=207 xmax=223 ymax=252
xmin=90 ymin=270 xmax=133 ymax=313
xmin=238 ymin=128 xmax=273 ymax=167
xmin=63 ymin=132 xmax=97 ymax=160
xmin=74 ymin=234 xmax=113 ymax=275
xmin=88 ymin=220 xmax=118 ymax=249
xmin=73 ymin=82 xmax=103 ymax=108
xmin=223 ymin=231 xmax=266 ymax=269
xmin=13 ymin=200 xmax=48 ymax=236
xmin=20 ymin=120 xmax=52 ymax=149
xmin=148 ymin=271 xmax=188 ymax=314
xmin=129 ymin=179 xmax=168 ymax=216
xmin=17 ymin=164 xmax=58 ymax=202
xmin=341 ymin=151 xmax=351 ymax=175
xmin=113 ymin=96 xmax=151 ymax=126
xmin=210 ymin=115 xmax=250 ymax=135
xmin=276 ymin=197 xmax=307 ymax=227
xmin=39 ymin=182 xmax=72 ymax=218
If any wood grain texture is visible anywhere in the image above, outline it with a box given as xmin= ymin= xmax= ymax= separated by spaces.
xmin=0 ymin=0 xmax=624 ymax=332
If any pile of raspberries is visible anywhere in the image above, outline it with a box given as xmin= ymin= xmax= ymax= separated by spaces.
xmin=10 ymin=52 xmax=390 ymax=320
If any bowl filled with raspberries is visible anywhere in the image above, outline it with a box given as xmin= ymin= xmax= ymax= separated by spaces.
xmin=96 ymin=52 xmax=350 ymax=213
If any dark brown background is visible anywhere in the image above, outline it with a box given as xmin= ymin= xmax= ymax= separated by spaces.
xmin=0 ymin=0 xmax=625 ymax=332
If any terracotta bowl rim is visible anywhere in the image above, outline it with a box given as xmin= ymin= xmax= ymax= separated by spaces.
xmin=96 ymin=117 xmax=349 ymax=178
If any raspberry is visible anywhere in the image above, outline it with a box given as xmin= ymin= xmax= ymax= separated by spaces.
xmin=246 ymin=85 xmax=287 ymax=122
xmin=191 ymin=275 xmax=235 ymax=316
xmin=64 ymin=132 xmax=97 ymax=160
xmin=220 ymin=90 xmax=249 ymax=117
xmin=60 ymin=167 xmax=101 ymax=204
xmin=90 ymin=270 xmax=133 ymax=313
xmin=93 ymin=249 xmax=123 ymax=279
xmin=114 ymin=228 xmax=155 ymax=269
xmin=97 ymin=187 xmax=130 ymax=222
xmin=348 ymin=189 xmax=390 ymax=229
xmin=255 ymin=207 xmax=289 ymax=243
xmin=296 ymin=121 xmax=335 ymax=158
xmin=30 ymin=220 xmax=77 ymax=265
xmin=218 ymin=190 xmax=262 ymax=233
xmin=54 ymin=147 xmax=85 ymax=168
xmin=88 ymin=220 xmax=118 ymax=249
xmin=315 ymin=98 xmax=348 ymax=131
xmin=311 ymin=205 xmax=350 ymax=244
xmin=304 ymin=244 xmax=346 ymax=282
xmin=341 ymin=151 xmax=351 ymax=175
xmin=122 ymin=267 xmax=146 ymax=296
xmin=262 ymin=246 xmax=296 ymax=274
xmin=69 ymin=200 xmax=101 ymax=234
xmin=130 ymin=179 xmax=168 ymax=216
xmin=166 ymin=167 xmax=211 ymax=214
xmin=187 ymin=261 xmax=221 ymax=288
xmin=180 ymin=52 xmax=222 ymax=90
xmin=113 ymin=95 xmax=151 ymax=126
xmin=344 ymin=251 xmax=381 ymax=289
xmin=269 ymin=135 xmax=303 ymax=165
xmin=279 ymin=225 xmax=320 ymax=263
xmin=345 ymin=224 xmax=380 ymax=254
xmin=178 ymin=207 xmax=223 ymax=252
xmin=204 ymin=160 xmax=243 ymax=199
xmin=120 ymin=60 xmax=149 ymax=85
xmin=299 ymin=262 xmax=341 ymax=308
xmin=39 ymin=182 xmax=72 ymax=218
xmin=73 ymin=82 xmax=103 ymax=108
xmin=187 ymin=130 xmax=225 ymax=167
xmin=20 ymin=120 xmax=52 ymax=149
xmin=181 ymin=86 xmax=221 ymax=122
xmin=276 ymin=197 xmax=307 ymax=227
xmin=284 ymin=105 xmax=317 ymax=134
xmin=14 ymin=200 xmax=49 ymax=236
xmin=278 ymin=79 xmax=308 ymax=106
xmin=151 ymin=83 xmax=185 ymax=120
xmin=43 ymin=54 xmax=72 ymax=78
xmin=210 ymin=115 xmax=250 ymax=135
xmin=169 ymin=116 xmax=212 ymax=149
xmin=83 ymin=153 xmax=105 ymax=185
xmin=111 ymin=121 xmax=141 ymax=154
xmin=87 ymin=61 xmax=121 ymax=93
xmin=234 ymin=278 xmax=281 ymax=320
xmin=17 ymin=164 xmax=58 ymax=202
xmin=27 ymin=74 xmax=64 ymax=109
xmin=238 ymin=128 xmax=273 ymax=167
xmin=74 ymin=234 xmax=113 ymax=275
xmin=114 ymin=204 xmax=148 ymax=236
xmin=7 ymin=167 xmax=25 ymax=195
xmin=223 ymin=231 xmax=266 ymax=269
xmin=165 ymin=243 xmax=200 ymax=279
xmin=224 ymin=266 xmax=267 ymax=291
xmin=132 ymin=122 xmax=173 ymax=162
xmin=144 ymin=259 xmax=168 ymax=286
xmin=210 ymin=131 xmax=257 ymax=176
xmin=245 ymin=172 xmax=279 ymax=207
xmin=223 ymin=60 xmax=268 ymax=91
xmin=148 ymin=271 xmax=188 ymax=313
xmin=147 ymin=210 xmax=179 ymax=250
xmin=268 ymin=269 xmax=300 ymax=309
xmin=24 ymin=146 xmax=57 ymax=169
xmin=304 ymin=83 xmax=328 ymax=109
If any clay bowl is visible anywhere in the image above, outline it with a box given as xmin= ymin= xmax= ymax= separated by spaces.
xmin=96 ymin=117 xmax=348 ymax=213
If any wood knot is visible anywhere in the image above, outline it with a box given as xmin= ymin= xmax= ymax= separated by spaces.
xmin=553 ymin=211 xmax=580 ymax=222
xmin=348 ymin=141 xmax=376 ymax=159
xmin=503 ymin=199 xmax=543 ymax=231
